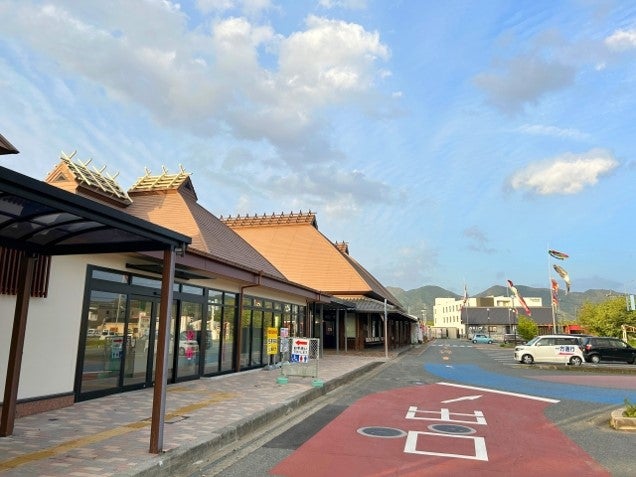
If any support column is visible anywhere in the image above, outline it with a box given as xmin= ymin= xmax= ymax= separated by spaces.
xmin=149 ymin=247 xmax=176 ymax=454
xmin=1 ymin=253 xmax=36 ymax=436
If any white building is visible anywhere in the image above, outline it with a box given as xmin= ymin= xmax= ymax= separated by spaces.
xmin=432 ymin=295 xmax=543 ymax=338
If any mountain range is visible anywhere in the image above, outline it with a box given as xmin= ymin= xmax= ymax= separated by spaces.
xmin=387 ymin=285 xmax=621 ymax=323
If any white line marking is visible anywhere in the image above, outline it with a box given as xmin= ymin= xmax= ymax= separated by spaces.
xmin=438 ymin=382 xmax=560 ymax=403
xmin=442 ymin=394 xmax=482 ymax=403
xmin=404 ymin=431 xmax=488 ymax=461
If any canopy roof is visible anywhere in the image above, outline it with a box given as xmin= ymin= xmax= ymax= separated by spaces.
xmin=0 ymin=165 xmax=190 ymax=256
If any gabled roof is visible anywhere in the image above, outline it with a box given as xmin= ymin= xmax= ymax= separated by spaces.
xmin=222 ymin=211 xmax=404 ymax=308
xmin=130 ymin=165 xmax=197 ymax=201
xmin=126 ymin=169 xmax=285 ymax=279
xmin=44 ymin=151 xmax=132 ymax=206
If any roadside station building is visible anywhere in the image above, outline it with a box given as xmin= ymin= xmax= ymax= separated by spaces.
xmin=1 ymin=150 xmax=409 ymax=425
xmin=1 ymin=153 xmax=331 ymax=421
xmin=222 ymin=212 xmax=417 ymax=351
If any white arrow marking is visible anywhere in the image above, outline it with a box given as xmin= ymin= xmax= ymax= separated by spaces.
xmin=441 ymin=394 xmax=482 ymax=403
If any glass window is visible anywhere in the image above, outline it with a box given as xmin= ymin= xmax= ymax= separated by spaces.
xmin=176 ymin=301 xmax=202 ymax=379
xmin=224 ymin=293 xmax=237 ymax=307
xmin=220 ymin=306 xmax=235 ymax=372
xmin=205 ymin=304 xmax=222 ymax=374
xmin=209 ymin=290 xmax=223 ymax=305
xmin=182 ymin=284 xmax=204 ymax=296
xmin=92 ymin=269 xmax=128 ymax=283
xmin=80 ymin=291 xmax=127 ymax=394
xmin=131 ymin=275 xmax=162 ymax=288
xmin=252 ymin=310 xmax=264 ymax=366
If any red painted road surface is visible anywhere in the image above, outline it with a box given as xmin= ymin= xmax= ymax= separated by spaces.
xmin=270 ymin=383 xmax=610 ymax=477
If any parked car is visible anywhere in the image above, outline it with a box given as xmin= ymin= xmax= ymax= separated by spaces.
xmin=178 ymin=331 xmax=199 ymax=358
xmin=514 ymin=334 xmax=584 ymax=366
xmin=580 ymin=336 xmax=636 ymax=364
xmin=503 ymin=333 xmax=525 ymax=344
xmin=472 ymin=333 xmax=493 ymax=344
xmin=99 ymin=330 xmax=119 ymax=340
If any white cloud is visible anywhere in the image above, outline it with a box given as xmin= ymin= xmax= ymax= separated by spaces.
xmin=518 ymin=124 xmax=589 ymax=141
xmin=0 ymin=1 xmax=394 ymax=206
xmin=509 ymin=149 xmax=619 ymax=195
xmin=605 ymin=29 xmax=636 ymax=52
xmin=474 ymin=55 xmax=575 ymax=114
xmin=319 ymin=0 xmax=368 ymax=10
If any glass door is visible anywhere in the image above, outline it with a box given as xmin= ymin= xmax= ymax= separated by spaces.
xmin=176 ymin=301 xmax=203 ymax=379
xmin=123 ymin=297 xmax=156 ymax=388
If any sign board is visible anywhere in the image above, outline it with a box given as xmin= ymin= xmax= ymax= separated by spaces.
xmin=267 ymin=327 xmax=278 ymax=355
xmin=291 ymin=338 xmax=309 ymax=363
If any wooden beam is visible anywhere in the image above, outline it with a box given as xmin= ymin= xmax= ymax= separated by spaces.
xmin=1 ymin=254 xmax=36 ymax=436
xmin=149 ymin=248 xmax=176 ymax=454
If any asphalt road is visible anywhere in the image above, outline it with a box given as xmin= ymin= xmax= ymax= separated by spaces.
xmin=186 ymin=340 xmax=636 ymax=477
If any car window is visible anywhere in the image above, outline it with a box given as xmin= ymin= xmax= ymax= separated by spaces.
xmin=537 ymin=338 xmax=555 ymax=346
xmin=612 ymin=340 xmax=627 ymax=349
xmin=555 ymin=337 xmax=577 ymax=345
xmin=525 ymin=337 xmax=540 ymax=346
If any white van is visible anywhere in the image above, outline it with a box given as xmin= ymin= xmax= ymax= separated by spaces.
xmin=514 ymin=334 xmax=584 ymax=366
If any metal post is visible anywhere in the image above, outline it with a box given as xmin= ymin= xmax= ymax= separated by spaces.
xmin=383 ymin=299 xmax=388 ymax=359
xmin=487 ymin=308 xmax=491 ymax=337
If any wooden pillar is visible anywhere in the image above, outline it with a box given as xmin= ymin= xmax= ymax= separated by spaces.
xmin=1 ymin=254 xmax=36 ymax=436
xmin=149 ymin=247 xmax=176 ymax=454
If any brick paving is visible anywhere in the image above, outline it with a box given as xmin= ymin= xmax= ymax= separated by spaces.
xmin=0 ymin=349 xmax=404 ymax=476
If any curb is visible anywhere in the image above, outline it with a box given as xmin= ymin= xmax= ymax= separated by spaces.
xmin=610 ymin=408 xmax=636 ymax=431
xmin=125 ymin=361 xmax=383 ymax=477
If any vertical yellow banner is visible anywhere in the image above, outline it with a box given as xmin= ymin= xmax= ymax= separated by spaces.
xmin=267 ymin=327 xmax=278 ymax=355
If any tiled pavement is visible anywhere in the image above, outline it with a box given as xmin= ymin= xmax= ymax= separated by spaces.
xmin=0 ymin=348 xmax=409 ymax=476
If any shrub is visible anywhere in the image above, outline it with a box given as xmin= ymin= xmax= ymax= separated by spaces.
xmin=623 ymin=398 xmax=636 ymax=418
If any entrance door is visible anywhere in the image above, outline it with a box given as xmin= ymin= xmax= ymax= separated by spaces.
xmin=123 ymin=297 xmax=175 ymax=388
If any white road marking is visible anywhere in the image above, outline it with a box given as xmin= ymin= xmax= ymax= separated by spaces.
xmin=442 ymin=394 xmax=482 ymax=403
xmin=438 ymin=382 xmax=560 ymax=403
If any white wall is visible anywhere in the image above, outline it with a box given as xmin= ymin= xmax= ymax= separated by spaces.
xmin=1 ymin=253 xmax=309 ymax=401
xmin=1 ymin=255 xmax=91 ymax=400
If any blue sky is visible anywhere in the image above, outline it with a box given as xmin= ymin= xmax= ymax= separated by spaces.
xmin=1 ymin=0 xmax=636 ymax=295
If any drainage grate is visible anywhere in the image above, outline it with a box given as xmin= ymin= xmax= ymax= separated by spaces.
xmin=428 ymin=423 xmax=476 ymax=435
xmin=357 ymin=426 xmax=407 ymax=438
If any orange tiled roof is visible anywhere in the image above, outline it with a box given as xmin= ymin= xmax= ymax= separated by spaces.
xmin=126 ymin=170 xmax=284 ymax=278
xmin=222 ymin=211 xmax=402 ymax=307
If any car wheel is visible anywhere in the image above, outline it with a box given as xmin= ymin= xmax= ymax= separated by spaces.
xmin=570 ymin=356 xmax=583 ymax=366
xmin=472 ymin=340 xmax=477 ymax=344
xmin=487 ymin=340 xmax=492 ymax=344
xmin=590 ymin=354 xmax=601 ymax=364
xmin=521 ymin=354 xmax=534 ymax=364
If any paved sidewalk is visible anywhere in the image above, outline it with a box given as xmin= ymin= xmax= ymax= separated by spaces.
xmin=0 ymin=348 xmax=410 ymax=476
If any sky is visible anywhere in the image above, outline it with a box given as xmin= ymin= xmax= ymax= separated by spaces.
xmin=1 ymin=0 xmax=636 ymax=296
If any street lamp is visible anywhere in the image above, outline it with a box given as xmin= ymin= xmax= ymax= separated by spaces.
xmin=487 ymin=308 xmax=490 ymax=337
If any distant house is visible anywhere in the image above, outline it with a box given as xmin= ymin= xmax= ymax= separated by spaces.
xmin=433 ymin=295 xmax=556 ymax=339
xmin=222 ymin=211 xmax=417 ymax=350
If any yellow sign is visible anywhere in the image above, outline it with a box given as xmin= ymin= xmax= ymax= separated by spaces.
xmin=266 ymin=327 xmax=278 ymax=355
